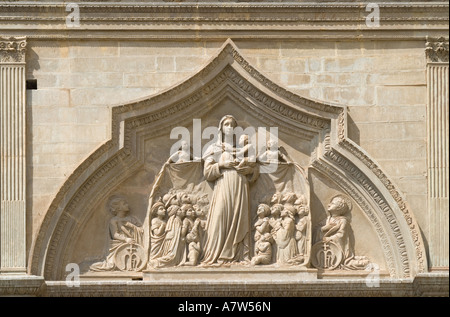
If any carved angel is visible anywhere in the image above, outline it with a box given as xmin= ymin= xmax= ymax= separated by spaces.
xmin=257 ymin=139 xmax=290 ymax=163
xmin=167 ymin=140 xmax=193 ymax=163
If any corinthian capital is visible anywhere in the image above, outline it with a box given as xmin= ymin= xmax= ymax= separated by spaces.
xmin=0 ymin=36 xmax=27 ymax=63
xmin=426 ymin=37 xmax=449 ymax=63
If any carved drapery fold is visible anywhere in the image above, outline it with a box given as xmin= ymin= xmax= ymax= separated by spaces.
xmin=426 ymin=36 xmax=449 ymax=270
xmin=0 ymin=36 xmax=27 ymax=273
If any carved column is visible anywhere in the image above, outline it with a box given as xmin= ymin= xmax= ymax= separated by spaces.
xmin=0 ymin=37 xmax=27 ymax=273
xmin=425 ymin=37 xmax=449 ymax=271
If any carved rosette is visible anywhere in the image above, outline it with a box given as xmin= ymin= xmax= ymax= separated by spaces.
xmin=0 ymin=37 xmax=27 ymax=63
xmin=426 ymin=37 xmax=449 ymax=63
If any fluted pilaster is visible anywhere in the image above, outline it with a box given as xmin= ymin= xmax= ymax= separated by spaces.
xmin=0 ymin=36 xmax=27 ymax=273
xmin=426 ymin=37 xmax=449 ymax=270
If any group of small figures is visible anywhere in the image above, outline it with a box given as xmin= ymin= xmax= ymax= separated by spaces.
xmin=148 ymin=189 xmax=310 ymax=268
xmin=252 ymin=192 xmax=309 ymax=266
xmin=149 ymin=190 xmax=210 ymax=268
xmin=89 ymin=192 xmax=372 ymax=272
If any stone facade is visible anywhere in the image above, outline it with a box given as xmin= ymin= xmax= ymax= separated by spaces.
xmin=0 ymin=1 xmax=448 ymax=297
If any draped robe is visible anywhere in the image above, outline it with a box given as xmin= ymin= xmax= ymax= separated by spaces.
xmin=201 ymin=145 xmax=253 ymax=264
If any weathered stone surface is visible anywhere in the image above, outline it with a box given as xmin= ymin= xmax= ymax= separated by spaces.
xmin=0 ymin=1 xmax=448 ymax=297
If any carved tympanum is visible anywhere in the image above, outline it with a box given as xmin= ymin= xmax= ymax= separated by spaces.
xmin=147 ymin=115 xmax=311 ymax=269
xmin=89 ymin=116 xmax=377 ymax=273
xmin=33 ymin=39 xmax=425 ymax=280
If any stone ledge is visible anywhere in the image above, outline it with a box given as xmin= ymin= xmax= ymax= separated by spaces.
xmin=0 ymin=1 xmax=447 ymax=40
xmin=39 ymin=278 xmax=424 ymax=297
xmin=413 ymin=272 xmax=450 ymax=296
xmin=0 ymin=275 xmax=45 ymax=297
xmin=143 ymin=267 xmax=318 ymax=282
xmin=1 ymin=272 xmax=446 ymax=297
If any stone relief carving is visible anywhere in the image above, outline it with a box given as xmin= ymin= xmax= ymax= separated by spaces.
xmin=167 ymin=140 xmax=194 ymax=163
xmin=34 ymin=40 xmax=427 ymax=280
xmin=149 ymin=190 xmax=210 ymax=268
xmin=90 ymin=195 xmax=147 ymax=272
xmin=311 ymin=195 xmax=372 ymax=270
xmin=144 ymin=115 xmax=313 ymax=269
xmin=426 ymin=37 xmax=449 ymax=63
xmin=257 ymin=139 xmax=290 ymax=164
xmin=0 ymin=37 xmax=27 ymax=63
xmin=249 ymin=192 xmax=310 ymax=266
xmin=200 ymin=115 xmax=257 ymax=265
xmin=88 ymin=115 xmax=380 ymax=273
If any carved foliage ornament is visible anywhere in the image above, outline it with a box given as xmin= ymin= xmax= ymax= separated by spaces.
xmin=426 ymin=37 xmax=449 ymax=63
xmin=0 ymin=37 xmax=27 ymax=63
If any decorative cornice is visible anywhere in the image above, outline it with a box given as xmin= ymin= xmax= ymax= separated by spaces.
xmin=426 ymin=37 xmax=449 ymax=63
xmin=0 ymin=37 xmax=26 ymax=63
xmin=0 ymin=2 xmax=448 ymax=40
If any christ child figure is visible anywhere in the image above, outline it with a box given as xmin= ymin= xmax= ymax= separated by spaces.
xmin=235 ymin=134 xmax=256 ymax=168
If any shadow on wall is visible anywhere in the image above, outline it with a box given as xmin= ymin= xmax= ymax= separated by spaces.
xmin=347 ymin=113 xmax=360 ymax=145
xmin=25 ymin=86 xmax=34 ymax=266
xmin=26 ymin=47 xmax=40 ymax=76
xmin=25 ymin=47 xmax=40 ymax=268
xmin=419 ymin=226 xmax=431 ymax=270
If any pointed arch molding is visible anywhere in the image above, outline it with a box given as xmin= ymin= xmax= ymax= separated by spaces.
xmin=29 ymin=39 xmax=427 ymax=280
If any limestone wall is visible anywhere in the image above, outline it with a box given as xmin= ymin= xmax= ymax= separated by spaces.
xmin=26 ymin=39 xmax=428 ymax=251
xmin=0 ymin=2 xmax=448 ymax=295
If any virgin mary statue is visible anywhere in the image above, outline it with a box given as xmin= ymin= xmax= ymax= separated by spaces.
xmin=201 ymin=115 xmax=257 ymax=265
